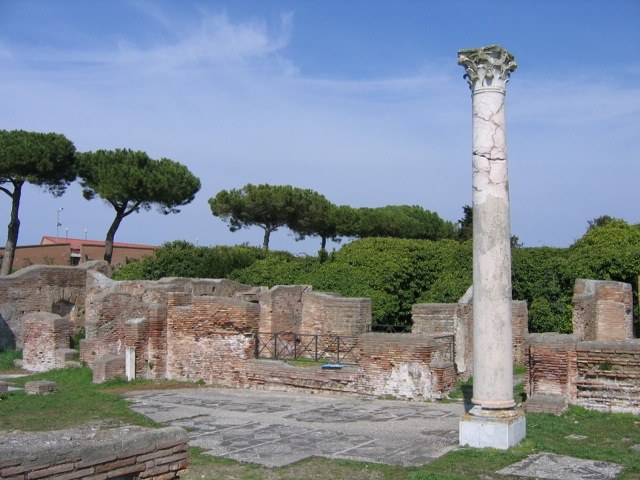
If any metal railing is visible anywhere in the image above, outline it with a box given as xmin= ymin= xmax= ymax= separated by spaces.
xmin=253 ymin=332 xmax=358 ymax=365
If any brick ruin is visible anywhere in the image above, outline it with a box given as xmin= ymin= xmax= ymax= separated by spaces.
xmin=526 ymin=279 xmax=639 ymax=415
xmin=0 ymin=261 xmax=110 ymax=350
xmin=1 ymin=265 xmax=638 ymax=409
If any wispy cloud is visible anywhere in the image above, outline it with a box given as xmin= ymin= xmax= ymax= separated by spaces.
xmin=0 ymin=7 xmax=638 ymax=251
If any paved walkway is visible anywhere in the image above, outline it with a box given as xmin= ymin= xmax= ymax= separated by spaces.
xmin=126 ymin=388 xmax=626 ymax=478
xmin=126 ymin=388 xmax=463 ymax=467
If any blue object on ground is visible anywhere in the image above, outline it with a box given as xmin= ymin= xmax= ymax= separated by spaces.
xmin=321 ymin=364 xmax=343 ymax=369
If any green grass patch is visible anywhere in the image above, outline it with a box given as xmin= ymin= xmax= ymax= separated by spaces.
xmin=442 ymin=377 xmax=473 ymax=403
xmin=0 ymin=348 xmax=22 ymax=371
xmin=285 ymin=357 xmax=331 ymax=368
xmin=0 ymin=367 xmax=158 ymax=431
xmin=513 ymin=364 xmax=527 ymax=375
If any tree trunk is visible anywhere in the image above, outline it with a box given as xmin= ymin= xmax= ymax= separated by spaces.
xmin=0 ymin=181 xmax=23 ymax=276
xmin=104 ymin=212 xmax=124 ymax=264
xmin=320 ymin=236 xmax=327 ymax=251
xmin=262 ymin=228 xmax=271 ymax=251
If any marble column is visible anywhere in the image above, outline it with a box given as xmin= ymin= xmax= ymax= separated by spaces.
xmin=457 ymin=45 xmax=526 ymax=449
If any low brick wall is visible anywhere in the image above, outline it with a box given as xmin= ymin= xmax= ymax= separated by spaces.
xmin=526 ymin=333 xmax=579 ymax=398
xmin=574 ymin=340 xmax=640 ymax=414
xmin=0 ymin=425 xmax=188 ymax=480
xmin=301 ymin=291 xmax=372 ymax=336
xmin=526 ymin=336 xmax=640 ymax=414
xmin=411 ymin=296 xmax=529 ymax=374
xmin=245 ymin=360 xmax=361 ymax=395
xmin=0 ymin=262 xmax=108 ymax=348
xmin=412 ymin=304 xmax=456 ymax=334
xmin=357 ymin=333 xmax=454 ymax=399
xmin=258 ymin=285 xmax=308 ymax=334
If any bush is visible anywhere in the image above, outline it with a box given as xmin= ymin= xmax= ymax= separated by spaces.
xmin=512 ymin=247 xmax=573 ymax=333
xmin=113 ymin=242 xmax=267 ymax=280
xmin=233 ymin=237 xmax=473 ymax=328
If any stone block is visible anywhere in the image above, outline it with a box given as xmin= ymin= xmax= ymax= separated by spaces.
xmin=56 ymin=348 xmax=79 ymax=363
xmin=525 ymin=394 xmax=568 ymax=415
xmin=93 ymin=354 xmax=125 ymax=383
xmin=459 ymin=413 xmax=526 ymax=449
xmin=25 ymin=380 xmax=58 ymax=395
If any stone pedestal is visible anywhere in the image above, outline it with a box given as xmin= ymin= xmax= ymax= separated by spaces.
xmin=459 ymin=413 xmax=526 ymax=449
xmin=457 ymin=45 xmax=525 ymax=447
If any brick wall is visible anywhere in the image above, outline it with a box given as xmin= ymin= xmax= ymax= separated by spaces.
xmin=166 ymin=292 xmax=260 ymax=386
xmin=0 ymin=263 xmax=106 ymax=347
xmin=82 ymin=273 xmax=254 ymax=380
xmin=526 ymin=336 xmax=640 ymax=414
xmin=21 ymin=312 xmax=71 ymax=372
xmin=411 ymin=293 xmax=528 ymax=375
xmin=300 ymin=291 xmax=372 ymax=336
xmin=512 ymin=300 xmax=528 ymax=366
xmin=79 ymin=244 xmax=156 ymax=267
xmin=0 ymin=425 xmax=187 ymax=480
xmin=572 ymin=279 xmax=633 ymax=341
xmin=258 ymin=285 xmax=309 ymax=334
xmin=357 ymin=333 xmax=455 ymax=399
xmin=526 ymin=333 xmax=579 ymax=398
xmin=574 ymin=340 xmax=640 ymax=414
xmin=412 ymin=303 xmax=456 ymax=334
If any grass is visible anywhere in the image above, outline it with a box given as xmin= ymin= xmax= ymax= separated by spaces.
xmin=285 ymin=357 xmax=331 ymax=367
xmin=1 ymin=366 xmax=639 ymax=479
xmin=513 ymin=364 xmax=527 ymax=375
xmin=0 ymin=367 xmax=159 ymax=431
xmin=0 ymin=348 xmax=22 ymax=371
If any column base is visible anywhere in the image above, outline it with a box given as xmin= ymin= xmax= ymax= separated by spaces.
xmin=459 ymin=410 xmax=526 ymax=449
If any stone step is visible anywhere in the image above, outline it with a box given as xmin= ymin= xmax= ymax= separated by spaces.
xmin=25 ymin=380 xmax=58 ymax=395
xmin=56 ymin=348 xmax=79 ymax=363
xmin=65 ymin=360 xmax=83 ymax=368
xmin=525 ymin=394 xmax=568 ymax=415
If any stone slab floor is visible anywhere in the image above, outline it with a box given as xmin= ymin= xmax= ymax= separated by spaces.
xmin=126 ymin=388 xmax=624 ymax=479
xmin=126 ymin=387 xmax=462 ymax=468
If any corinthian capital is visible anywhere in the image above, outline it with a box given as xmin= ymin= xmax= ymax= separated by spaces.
xmin=458 ymin=45 xmax=517 ymax=92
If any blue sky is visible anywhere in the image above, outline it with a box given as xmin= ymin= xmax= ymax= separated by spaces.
xmin=1 ymin=0 xmax=639 ymax=253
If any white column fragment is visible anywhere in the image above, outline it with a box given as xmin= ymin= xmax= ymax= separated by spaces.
xmin=125 ymin=347 xmax=136 ymax=381
xmin=457 ymin=45 xmax=526 ymax=449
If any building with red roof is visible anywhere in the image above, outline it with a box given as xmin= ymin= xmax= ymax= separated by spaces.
xmin=0 ymin=236 xmax=158 ymax=270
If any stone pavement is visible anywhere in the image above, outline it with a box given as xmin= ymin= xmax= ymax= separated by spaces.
xmin=126 ymin=387 xmax=462 ymax=467
xmin=125 ymin=387 xmax=626 ymax=478
xmin=498 ymin=452 xmax=624 ymax=480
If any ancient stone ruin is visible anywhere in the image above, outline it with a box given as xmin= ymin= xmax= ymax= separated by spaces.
xmin=1 ymin=263 xmax=637 ymax=414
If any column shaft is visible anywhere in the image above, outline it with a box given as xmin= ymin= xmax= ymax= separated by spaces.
xmin=471 ymin=87 xmax=514 ymax=410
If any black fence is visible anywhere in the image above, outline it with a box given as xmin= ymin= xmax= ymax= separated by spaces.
xmin=253 ymin=332 xmax=358 ymax=365
xmin=370 ymin=324 xmax=412 ymax=333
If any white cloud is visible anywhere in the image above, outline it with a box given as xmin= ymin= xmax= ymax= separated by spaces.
xmin=0 ymin=9 xmax=638 ymax=251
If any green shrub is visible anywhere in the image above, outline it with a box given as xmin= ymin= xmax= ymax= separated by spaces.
xmin=233 ymin=237 xmax=473 ymax=328
xmin=512 ymin=247 xmax=573 ymax=333
xmin=113 ymin=242 xmax=268 ymax=280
